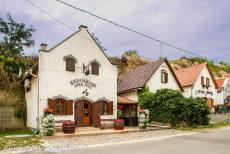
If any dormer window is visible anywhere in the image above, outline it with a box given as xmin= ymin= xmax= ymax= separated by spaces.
xmin=63 ymin=55 xmax=77 ymax=72
xmin=89 ymin=59 xmax=101 ymax=75
xmin=161 ymin=70 xmax=168 ymax=83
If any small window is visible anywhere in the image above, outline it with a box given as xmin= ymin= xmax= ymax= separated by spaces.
xmin=66 ymin=58 xmax=75 ymax=72
xmin=91 ymin=62 xmax=99 ymax=75
xmin=161 ymin=70 xmax=168 ymax=83
xmin=54 ymin=99 xmax=65 ymax=115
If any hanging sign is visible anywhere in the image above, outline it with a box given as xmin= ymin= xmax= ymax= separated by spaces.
xmin=70 ymin=78 xmax=96 ymax=89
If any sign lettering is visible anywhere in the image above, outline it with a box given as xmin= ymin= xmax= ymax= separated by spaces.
xmin=70 ymin=78 xmax=96 ymax=89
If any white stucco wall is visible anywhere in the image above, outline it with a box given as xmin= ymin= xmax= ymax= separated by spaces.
xmin=223 ymin=79 xmax=230 ymax=103
xmin=216 ymin=91 xmax=224 ymax=105
xmin=181 ymin=66 xmax=217 ymax=104
xmin=26 ymin=27 xmax=117 ymax=128
xmin=217 ymin=79 xmax=230 ymax=105
xmin=119 ymin=91 xmax=138 ymax=102
xmin=146 ymin=62 xmax=181 ymax=93
xmin=25 ymin=77 xmax=38 ymax=128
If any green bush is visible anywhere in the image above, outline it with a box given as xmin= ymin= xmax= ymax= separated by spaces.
xmin=138 ymin=88 xmax=210 ymax=127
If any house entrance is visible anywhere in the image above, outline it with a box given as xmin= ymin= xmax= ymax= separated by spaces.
xmin=75 ymin=99 xmax=92 ymax=126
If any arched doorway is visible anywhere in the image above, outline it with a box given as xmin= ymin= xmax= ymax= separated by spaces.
xmin=75 ymin=99 xmax=92 ymax=126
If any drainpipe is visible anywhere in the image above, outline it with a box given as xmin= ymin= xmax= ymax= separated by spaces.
xmin=29 ymin=70 xmax=40 ymax=130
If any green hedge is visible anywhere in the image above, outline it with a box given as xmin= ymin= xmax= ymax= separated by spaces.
xmin=138 ymin=88 xmax=210 ymax=127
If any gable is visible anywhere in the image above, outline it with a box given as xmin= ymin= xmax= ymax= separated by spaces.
xmin=146 ymin=61 xmax=183 ymax=92
xmin=194 ymin=65 xmax=217 ymax=89
xmin=45 ymin=27 xmax=113 ymax=66
xmin=118 ymin=58 xmax=183 ymax=93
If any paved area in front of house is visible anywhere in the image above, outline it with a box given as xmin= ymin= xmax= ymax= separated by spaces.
xmin=1 ymin=129 xmax=188 ymax=153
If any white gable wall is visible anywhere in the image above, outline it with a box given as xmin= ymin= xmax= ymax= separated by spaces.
xmin=181 ymin=66 xmax=217 ymax=104
xmin=26 ymin=28 xmax=117 ymax=128
xmin=146 ymin=62 xmax=181 ymax=93
xmin=217 ymin=79 xmax=230 ymax=105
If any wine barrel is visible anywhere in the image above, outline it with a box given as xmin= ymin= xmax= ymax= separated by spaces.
xmin=62 ymin=120 xmax=75 ymax=134
xmin=114 ymin=119 xmax=124 ymax=130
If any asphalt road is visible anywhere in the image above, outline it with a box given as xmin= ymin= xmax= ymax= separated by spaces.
xmin=71 ymin=128 xmax=230 ymax=154
xmin=25 ymin=128 xmax=230 ymax=154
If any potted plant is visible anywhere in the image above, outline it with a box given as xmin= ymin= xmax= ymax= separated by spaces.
xmin=114 ymin=104 xmax=124 ymax=130
xmin=40 ymin=107 xmax=55 ymax=136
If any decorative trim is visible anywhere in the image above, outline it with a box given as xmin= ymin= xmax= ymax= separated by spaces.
xmin=51 ymin=95 xmax=70 ymax=100
xmin=63 ymin=55 xmax=77 ymax=63
xmin=96 ymin=97 xmax=112 ymax=102
xmin=89 ymin=59 xmax=101 ymax=67
xmin=74 ymin=96 xmax=94 ymax=103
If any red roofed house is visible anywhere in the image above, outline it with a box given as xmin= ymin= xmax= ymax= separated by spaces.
xmin=175 ymin=63 xmax=218 ymax=108
xmin=216 ymin=78 xmax=230 ymax=105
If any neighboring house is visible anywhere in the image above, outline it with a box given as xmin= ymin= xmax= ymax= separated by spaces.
xmin=216 ymin=78 xmax=230 ymax=105
xmin=23 ymin=25 xmax=117 ymax=129
xmin=175 ymin=63 xmax=218 ymax=107
xmin=118 ymin=58 xmax=183 ymax=102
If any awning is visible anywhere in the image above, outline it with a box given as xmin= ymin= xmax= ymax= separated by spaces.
xmin=117 ymin=96 xmax=137 ymax=104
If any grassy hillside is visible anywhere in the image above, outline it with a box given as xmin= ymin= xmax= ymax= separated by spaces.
xmin=111 ymin=53 xmax=230 ymax=79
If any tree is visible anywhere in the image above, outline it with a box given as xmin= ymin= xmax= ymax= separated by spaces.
xmin=124 ymin=50 xmax=139 ymax=57
xmin=0 ymin=14 xmax=36 ymax=90
xmin=0 ymin=13 xmax=35 ymax=55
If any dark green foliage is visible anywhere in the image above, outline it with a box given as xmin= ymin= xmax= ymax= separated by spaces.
xmin=138 ymin=88 xmax=210 ymax=127
xmin=0 ymin=14 xmax=35 ymax=54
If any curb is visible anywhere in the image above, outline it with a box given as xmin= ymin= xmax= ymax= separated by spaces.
xmin=42 ymin=127 xmax=168 ymax=139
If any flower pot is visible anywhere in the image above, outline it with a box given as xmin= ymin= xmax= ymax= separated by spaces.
xmin=114 ymin=119 xmax=124 ymax=130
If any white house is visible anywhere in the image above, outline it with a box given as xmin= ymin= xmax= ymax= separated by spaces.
xmin=118 ymin=58 xmax=183 ymax=102
xmin=23 ymin=25 xmax=118 ymax=129
xmin=174 ymin=63 xmax=218 ymax=107
xmin=216 ymin=78 xmax=230 ymax=105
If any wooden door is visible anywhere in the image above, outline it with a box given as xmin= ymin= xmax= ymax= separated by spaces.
xmin=75 ymin=100 xmax=83 ymax=126
xmin=92 ymin=101 xmax=104 ymax=127
xmin=82 ymin=102 xmax=91 ymax=125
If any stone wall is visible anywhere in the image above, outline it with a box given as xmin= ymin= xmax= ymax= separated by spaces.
xmin=0 ymin=107 xmax=24 ymax=130
xmin=210 ymin=113 xmax=230 ymax=123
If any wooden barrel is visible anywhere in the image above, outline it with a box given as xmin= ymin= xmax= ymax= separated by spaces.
xmin=114 ymin=119 xmax=124 ymax=130
xmin=62 ymin=120 xmax=75 ymax=134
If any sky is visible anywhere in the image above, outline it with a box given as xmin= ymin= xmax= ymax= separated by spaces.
xmin=1 ymin=0 xmax=230 ymax=62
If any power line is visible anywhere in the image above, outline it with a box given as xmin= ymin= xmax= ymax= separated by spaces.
xmin=24 ymin=0 xmax=74 ymax=32
xmin=54 ymin=0 xmax=216 ymax=62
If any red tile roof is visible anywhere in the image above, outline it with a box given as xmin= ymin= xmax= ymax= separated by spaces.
xmin=175 ymin=63 xmax=217 ymax=88
xmin=118 ymin=58 xmax=183 ymax=93
xmin=117 ymin=96 xmax=137 ymax=104
xmin=174 ymin=63 xmax=207 ymax=87
xmin=216 ymin=78 xmax=226 ymax=91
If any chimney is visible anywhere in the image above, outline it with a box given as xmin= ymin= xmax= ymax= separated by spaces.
xmin=39 ymin=43 xmax=48 ymax=52
xmin=79 ymin=25 xmax=88 ymax=30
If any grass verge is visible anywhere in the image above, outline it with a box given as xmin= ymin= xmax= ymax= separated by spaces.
xmin=176 ymin=122 xmax=230 ymax=131
xmin=0 ymin=129 xmax=42 ymax=151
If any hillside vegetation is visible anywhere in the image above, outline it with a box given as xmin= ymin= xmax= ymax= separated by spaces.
xmin=110 ymin=52 xmax=230 ymax=79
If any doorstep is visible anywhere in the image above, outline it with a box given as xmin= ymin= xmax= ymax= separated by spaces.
xmin=42 ymin=126 xmax=167 ymax=139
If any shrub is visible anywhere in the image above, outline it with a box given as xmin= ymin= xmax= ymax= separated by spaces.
xmin=40 ymin=113 xmax=55 ymax=136
xmin=138 ymin=88 xmax=210 ymax=127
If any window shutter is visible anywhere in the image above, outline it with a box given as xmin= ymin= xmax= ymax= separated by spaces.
xmin=107 ymin=101 xmax=113 ymax=115
xmin=92 ymin=62 xmax=99 ymax=75
xmin=206 ymin=77 xmax=210 ymax=87
xmin=165 ymin=72 xmax=168 ymax=83
xmin=66 ymin=58 xmax=75 ymax=71
xmin=201 ymin=76 xmax=204 ymax=85
xmin=65 ymin=100 xmax=73 ymax=115
xmin=161 ymin=71 xmax=164 ymax=83
xmin=48 ymin=98 xmax=55 ymax=114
